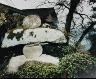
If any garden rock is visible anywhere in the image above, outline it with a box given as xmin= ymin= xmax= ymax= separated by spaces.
xmin=23 ymin=44 xmax=43 ymax=59
xmin=23 ymin=15 xmax=41 ymax=29
xmin=5 ymin=55 xmax=26 ymax=73
xmin=26 ymin=54 xmax=59 ymax=65
xmin=1 ymin=28 xmax=67 ymax=48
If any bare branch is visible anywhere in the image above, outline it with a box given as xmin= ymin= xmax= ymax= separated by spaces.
xmin=56 ymin=6 xmax=63 ymax=15
xmin=56 ymin=2 xmax=70 ymax=9
xmin=56 ymin=1 xmax=93 ymax=24
xmin=76 ymin=21 xmax=96 ymax=46
xmin=75 ymin=11 xmax=93 ymax=22
xmin=36 ymin=0 xmax=56 ymax=8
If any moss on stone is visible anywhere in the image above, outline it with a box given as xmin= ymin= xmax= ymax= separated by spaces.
xmin=15 ymin=30 xmax=24 ymax=41
xmin=45 ymin=30 xmax=48 ymax=33
xmin=7 ymin=31 xmax=15 ymax=40
xmin=34 ymin=35 xmax=36 ymax=38
xmin=7 ymin=29 xmax=25 ymax=41
xmin=30 ymin=31 xmax=34 ymax=36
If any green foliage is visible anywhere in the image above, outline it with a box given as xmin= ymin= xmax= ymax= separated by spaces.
xmin=56 ymin=45 xmax=74 ymax=57
xmin=0 ymin=13 xmax=6 ymax=27
xmin=17 ymin=61 xmax=60 ymax=78
xmin=43 ymin=41 xmax=86 ymax=58
xmin=5 ymin=13 xmax=25 ymax=30
xmin=0 ymin=6 xmax=9 ymax=14
xmin=0 ymin=19 xmax=4 ymax=26
xmin=0 ymin=6 xmax=25 ymax=32
xmin=59 ymin=52 xmax=96 ymax=78
xmin=42 ymin=23 xmax=55 ymax=29
xmin=43 ymin=45 xmax=75 ymax=58
xmin=12 ymin=13 xmax=25 ymax=28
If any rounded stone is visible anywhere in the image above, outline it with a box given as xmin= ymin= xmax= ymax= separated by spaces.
xmin=23 ymin=44 xmax=43 ymax=59
xmin=5 ymin=55 xmax=26 ymax=73
xmin=25 ymin=54 xmax=59 ymax=65
xmin=23 ymin=14 xmax=41 ymax=29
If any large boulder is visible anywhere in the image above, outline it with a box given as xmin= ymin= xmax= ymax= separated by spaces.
xmin=1 ymin=28 xmax=67 ymax=48
xmin=5 ymin=55 xmax=26 ymax=73
xmin=23 ymin=44 xmax=43 ymax=59
xmin=23 ymin=15 xmax=41 ymax=29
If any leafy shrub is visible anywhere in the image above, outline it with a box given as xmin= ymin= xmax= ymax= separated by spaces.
xmin=0 ymin=71 xmax=19 ymax=78
xmin=43 ymin=44 xmax=74 ymax=58
xmin=17 ymin=61 xmax=60 ymax=78
xmin=43 ymin=42 xmax=85 ymax=58
xmin=59 ymin=52 xmax=96 ymax=78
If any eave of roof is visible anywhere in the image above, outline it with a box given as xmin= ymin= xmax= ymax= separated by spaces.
xmin=0 ymin=3 xmax=55 ymax=16
xmin=0 ymin=3 xmax=54 ymax=10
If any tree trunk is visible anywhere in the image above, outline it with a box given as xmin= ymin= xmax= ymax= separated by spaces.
xmin=65 ymin=0 xmax=80 ymax=45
